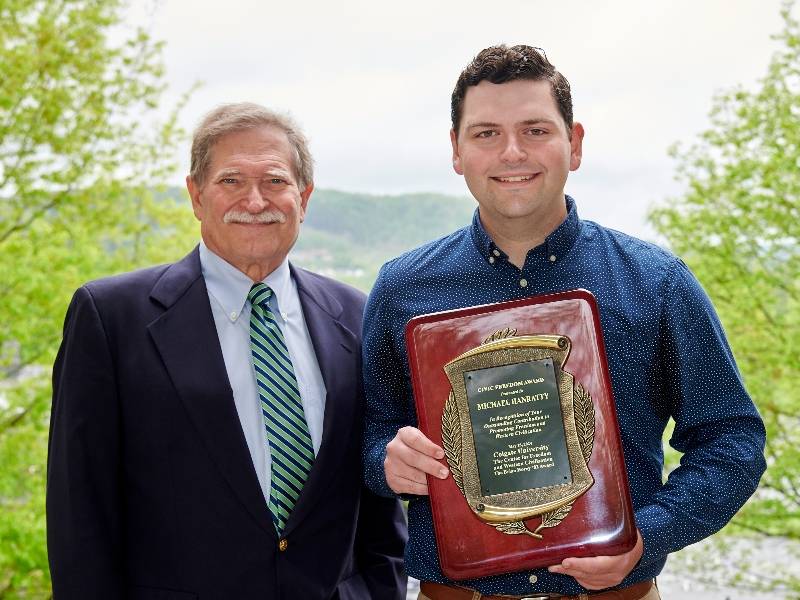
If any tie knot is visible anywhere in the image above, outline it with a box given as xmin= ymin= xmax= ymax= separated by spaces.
xmin=248 ymin=283 xmax=274 ymax=309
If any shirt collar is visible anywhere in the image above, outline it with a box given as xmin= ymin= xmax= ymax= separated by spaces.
xmin=199 ymin=241 xmax=292 ymax=321
xmin=470 ymin=195 xmax=581 ymax=267
xmin=261 ymin=255 xmax=294 ymax=316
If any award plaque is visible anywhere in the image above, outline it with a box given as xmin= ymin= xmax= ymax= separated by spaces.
xmin=405 ymin=290 xmax=636 ymax=580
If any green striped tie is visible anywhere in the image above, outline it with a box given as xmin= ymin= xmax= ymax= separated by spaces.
xmin=248 ymin=283 xmax=314 ymax=532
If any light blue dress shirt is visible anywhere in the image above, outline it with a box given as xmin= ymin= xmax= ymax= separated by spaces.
xmin=199 ymin=241 xmax=326 ymax=503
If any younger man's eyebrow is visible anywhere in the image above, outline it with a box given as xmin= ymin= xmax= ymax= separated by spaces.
xmin=466 ymin=121 xmax=501 ymax=129
xmin=519 ymin=118 xmax=557 ymax=126
xmin=466 ymin=118 xmax=558 ymax=129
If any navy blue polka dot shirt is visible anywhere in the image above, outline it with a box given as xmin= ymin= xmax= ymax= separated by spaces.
xmin=362 ymin=196 xmax=766 ymax=596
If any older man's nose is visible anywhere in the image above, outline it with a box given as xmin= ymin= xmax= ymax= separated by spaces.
xmin=243 ymin=184 xmax=268 ymax=212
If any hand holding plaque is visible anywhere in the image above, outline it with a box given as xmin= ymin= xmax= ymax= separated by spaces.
xmin=384 ymin=426 xmax=449 ymax=496
xmin=405 ymin=290 xmax=636 ymax=580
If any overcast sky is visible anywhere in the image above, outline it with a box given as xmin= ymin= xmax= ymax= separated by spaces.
xmin=129 ymin=0 xmax=788 ymax=239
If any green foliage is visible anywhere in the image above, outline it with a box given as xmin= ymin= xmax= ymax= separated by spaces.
xmin=649 ymin=2 xmax=800 ymax=594
xmin=0 ymin=1 xmax=195 ymax=596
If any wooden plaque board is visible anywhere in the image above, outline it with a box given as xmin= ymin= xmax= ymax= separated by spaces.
xmin=405 ymin=289 xmax=636 ymax=580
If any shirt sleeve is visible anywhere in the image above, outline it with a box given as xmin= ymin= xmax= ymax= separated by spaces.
xmin=635 ymin=259 xmax=767 ymax=566
xmin=361 ymin=263 xmax=416 ymax=498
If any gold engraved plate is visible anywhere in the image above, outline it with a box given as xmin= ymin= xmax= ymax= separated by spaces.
xmin=441 ymin=329 xmax=595 ymax=538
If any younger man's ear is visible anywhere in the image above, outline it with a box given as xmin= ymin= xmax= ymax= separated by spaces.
xmin=450 ymin=129 xmax=463 ymax=175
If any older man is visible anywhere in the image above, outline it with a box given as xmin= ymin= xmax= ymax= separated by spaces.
xmin=47 ymin=103 xmax=407 ymax=600
xmin=362 ymin=45 xmax=766 ymax=600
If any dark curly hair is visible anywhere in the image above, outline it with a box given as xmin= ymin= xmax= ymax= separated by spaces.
xmin=451 ymin=45 xmax=573 ymax=134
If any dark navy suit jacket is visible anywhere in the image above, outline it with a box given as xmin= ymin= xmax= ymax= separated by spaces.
xmin=47 ymin=247 xmax=407 ymax=600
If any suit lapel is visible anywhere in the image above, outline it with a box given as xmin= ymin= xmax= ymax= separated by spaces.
xmin=284 ymin=265 xmax=360 ymax=532
xmin=147 ymin=248 xmax=275 ymax=537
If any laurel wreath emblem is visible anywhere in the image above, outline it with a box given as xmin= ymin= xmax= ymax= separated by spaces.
xmin=483 ymin=328 xmax=517 ymax=344
xmin=442 ymin=392 xmax=464 ymax=492
xmin=441 ymin=329 xmax=595 ymax=540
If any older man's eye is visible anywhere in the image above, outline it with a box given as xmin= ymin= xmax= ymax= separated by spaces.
xmin=269 ymin=178 xmax=286 ymax=184
xmin=220 ymin=177 xmax=239 ymax=185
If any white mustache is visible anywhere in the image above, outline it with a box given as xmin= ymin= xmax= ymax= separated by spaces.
xmin=223 ymin=209 xmax=286 ymax=224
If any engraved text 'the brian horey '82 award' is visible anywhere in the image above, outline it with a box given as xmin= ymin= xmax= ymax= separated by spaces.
xmin=405 ymin=290 xmax=636 ymax=580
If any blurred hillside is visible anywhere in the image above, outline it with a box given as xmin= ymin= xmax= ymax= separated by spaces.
xmin=295 ymin=188 xmax=475 ymax=289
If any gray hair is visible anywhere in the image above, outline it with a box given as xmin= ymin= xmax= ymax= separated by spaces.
xmin=189 ymin=102 xmax=314 ymax=189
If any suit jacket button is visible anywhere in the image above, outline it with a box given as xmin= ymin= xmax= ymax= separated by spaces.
xmin=278 ymin=538 xmax=288 ymax=551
